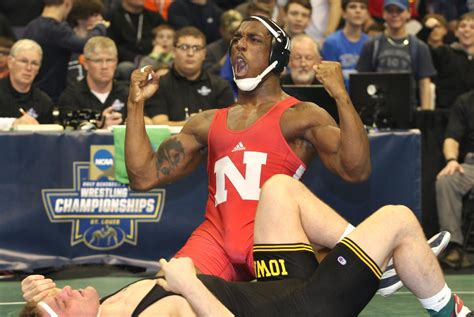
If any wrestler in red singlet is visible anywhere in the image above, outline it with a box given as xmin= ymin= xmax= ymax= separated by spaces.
xmin=175 ymin=96 xmax=306 ymax=281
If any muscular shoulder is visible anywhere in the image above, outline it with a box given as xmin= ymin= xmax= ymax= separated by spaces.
xmin=284 ymin=101 xmax=336 ymax=129
xmin=279 ymin=101 xmax=337 ymax=145
xmin=181 ymin=108 xmax=219 ymax=146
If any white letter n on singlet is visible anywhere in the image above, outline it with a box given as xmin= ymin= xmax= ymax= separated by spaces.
xmin=214 ymin=151 xmax=267 ymax=206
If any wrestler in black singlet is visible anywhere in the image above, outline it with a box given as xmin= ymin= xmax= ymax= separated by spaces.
xmin=99 ymin=239 xmax=381 ymax=317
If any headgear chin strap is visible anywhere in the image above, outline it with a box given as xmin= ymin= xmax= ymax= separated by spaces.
xmin=234 ymin=61 xmax=278 ymax=91
xmin=38 ymin=302 xmax=59 ymax=317
xmin=232 ymin=15 xmax=290 ymax=92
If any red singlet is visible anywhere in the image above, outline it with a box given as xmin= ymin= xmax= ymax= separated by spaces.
xmin=175 ymin=96 xmax=307 ymax=280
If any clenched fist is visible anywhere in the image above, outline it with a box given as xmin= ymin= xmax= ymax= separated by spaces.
xmin=313 ymin=61 xmax=346 ymax=98
xmin=129 ymin=65 xmax=160 ymax=104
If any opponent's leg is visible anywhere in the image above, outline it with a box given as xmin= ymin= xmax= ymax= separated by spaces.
xmin=348 ymin=205 xmax=472 ymax=316
xmin=257 ymin=174 xmax=449 ymax=295
xmin=255 ymin=174 xmax=349 ymax=248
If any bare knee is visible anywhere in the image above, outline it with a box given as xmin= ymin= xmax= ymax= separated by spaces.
xmin=260 ymin=174 xmax=299 ymax=201
xmin=376 ymin=205 xmax=420 ymax=233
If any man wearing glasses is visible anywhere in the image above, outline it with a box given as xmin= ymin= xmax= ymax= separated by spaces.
xmin=58 ymin=36 xmax=157 ymax=130
xmin=280 ymin=34 xmax=322 ymax=85
xmin=147 ymin=26 xmax=234 ymax=126
xmin=0 ymin=39 xmax=53 ymax=131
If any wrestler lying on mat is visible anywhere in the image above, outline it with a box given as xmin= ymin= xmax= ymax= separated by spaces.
xmin=20 ymin=176 xmax=468 ymax=317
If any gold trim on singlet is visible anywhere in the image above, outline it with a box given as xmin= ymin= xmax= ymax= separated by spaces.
xmin=340 ymin=238 xmax=382 ymax=279
xmin=253 ymin=243 xmax=314 ymax=253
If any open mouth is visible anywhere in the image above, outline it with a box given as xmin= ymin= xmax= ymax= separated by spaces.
xmin=233 ymin=56 xmax=248 ymax=77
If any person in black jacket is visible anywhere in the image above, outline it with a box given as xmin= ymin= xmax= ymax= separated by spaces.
xmin=22 ymin=0 xmax=108 ymax=102
xmin=0 ymin=39 xmax=52 ymax=130
xmin=147 ymin=26 xmax=234 ymax=126
xmin=107 ymin=0 xmax=165 ymax=80
xmin=423 ymin=12 xmax=474 ymax=109
xmin=436 ymin=90 xmax=474 ymax=267
xmin=58 ymin=36 xmax=155 ymax=129
xmin=168 ymin=0 xmax=223 ymax=45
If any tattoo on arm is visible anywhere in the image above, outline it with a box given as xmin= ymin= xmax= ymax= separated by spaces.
xmin=156 ymin=138 xmax=185 ymax=177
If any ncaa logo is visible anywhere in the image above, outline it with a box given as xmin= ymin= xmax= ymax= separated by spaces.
xmin=93 ymin=149 xmax=114 ymax=171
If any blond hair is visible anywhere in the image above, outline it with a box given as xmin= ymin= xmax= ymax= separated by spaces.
xmin=10 ymin=39 xmax=43 ymax=60
xmin=83 ymin=36 xmax=117 ymax=59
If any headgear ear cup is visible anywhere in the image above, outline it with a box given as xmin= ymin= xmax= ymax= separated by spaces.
xmin=249 ymin=15 xmax=291 ymax=74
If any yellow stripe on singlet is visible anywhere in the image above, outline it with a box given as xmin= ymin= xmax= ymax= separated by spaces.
xmin=253 ymin=243 xmax=314 ymax=253
xmin=340 ymin=238 xmax=382 ymax=279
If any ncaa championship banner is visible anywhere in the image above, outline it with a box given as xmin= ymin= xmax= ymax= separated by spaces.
xmin=0 ymin=132 xmax=208 ymax=271
xmin=0 ymin=131 xmax=420 ymax=271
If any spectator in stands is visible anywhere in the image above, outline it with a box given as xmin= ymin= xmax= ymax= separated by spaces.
xmin=214 ymin=0 xmax=246 ymax=11
xmin=168 ymin=0 xmax=223 ymax=45
xmin=417 ymin=14 xmax=455 ymax=48
xmin=305 ymin=0 xmax=342 ymax=44
xmin=0 ymin=39 xmax=53 ymax=130
xmin=107 ymin=0 xmax=165 ymax=80
xmin=68 ymin=0 xmax=106 ymax=38
xmin=144 ymin=0 xmax=173 ymax=20
xmin=356 ymin=0 xmax=436 ymax=110
xmin=282 ymin=0 xmax=312 ymax=38
xmin=139 ymin=24 xmax=175 ymax=76
xmin=367 ymin=0 xmax=418 ymax=24
xmin=365 ymin=21 xmax=384 ymax=37
xmin=58 ymin=37 xmax=155 ymax=129
xmin=436 ymin=90 xmax=474 ymax=268
xmin=102 ymin=0 xmax=122 ymax=18
xmin=0 ymin=37 xmax=13 ymax=79
xmin=0 ymin=0 xmax=43 ymax=39
xmin=236 ymin=0 xmax=285 ymax=26
xmin=0 ymin=13 xmax=15 ymax=41
xmin=322 ymin=0 xmax=369 ymax=88
xmin=147 ymin=26 xmax=234 ymax=125
xmin=425 ymin=12 xmax=474 ymax=110
xmin=244 ymin=0 xmax=274 ymax=20
xmin=66 ymin=0 xmax=107 ymax=86
xmin=281 ymin=34 xmax=322 ymax=85
xmin=203 ymin=10 xmax=243 ymax=75
xmin=418 ymin=0 xmax=468 ymax=33
xmin=22 ymin=0 xmax=108 ymax=102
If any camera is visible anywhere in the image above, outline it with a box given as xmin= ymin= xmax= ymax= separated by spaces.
xmin=62 ymin=109 xmax=102 ymax=131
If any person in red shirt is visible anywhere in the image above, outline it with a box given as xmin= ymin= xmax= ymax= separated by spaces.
xmin=368 ymin=0 xmax=418 ymax=22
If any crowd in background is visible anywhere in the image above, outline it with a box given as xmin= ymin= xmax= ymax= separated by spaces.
xmin=0 ymin=0 xmax=471 ymax=127
xmin=0 ymin=0 xmax=473 ymax=267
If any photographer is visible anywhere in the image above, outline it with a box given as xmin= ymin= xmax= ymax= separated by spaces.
xmin=0 ymin=39 xmax=52 ymax=130
xmin=58 ymin=36 xmax=154 ymax=129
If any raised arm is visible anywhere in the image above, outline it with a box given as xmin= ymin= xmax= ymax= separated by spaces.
xmin=157 ymin=258 xmax=234 ymax=317
xmin=306 ymin=61 xmax=371 ymax=182
xmin=125 ymin=67 xmax=208 ymax=191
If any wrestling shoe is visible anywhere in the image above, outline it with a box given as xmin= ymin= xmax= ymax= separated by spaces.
xmin=453 ymin=294 xmax=474 ymax=316
xmin=377 ymin=231 xmax=451 ymax=297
